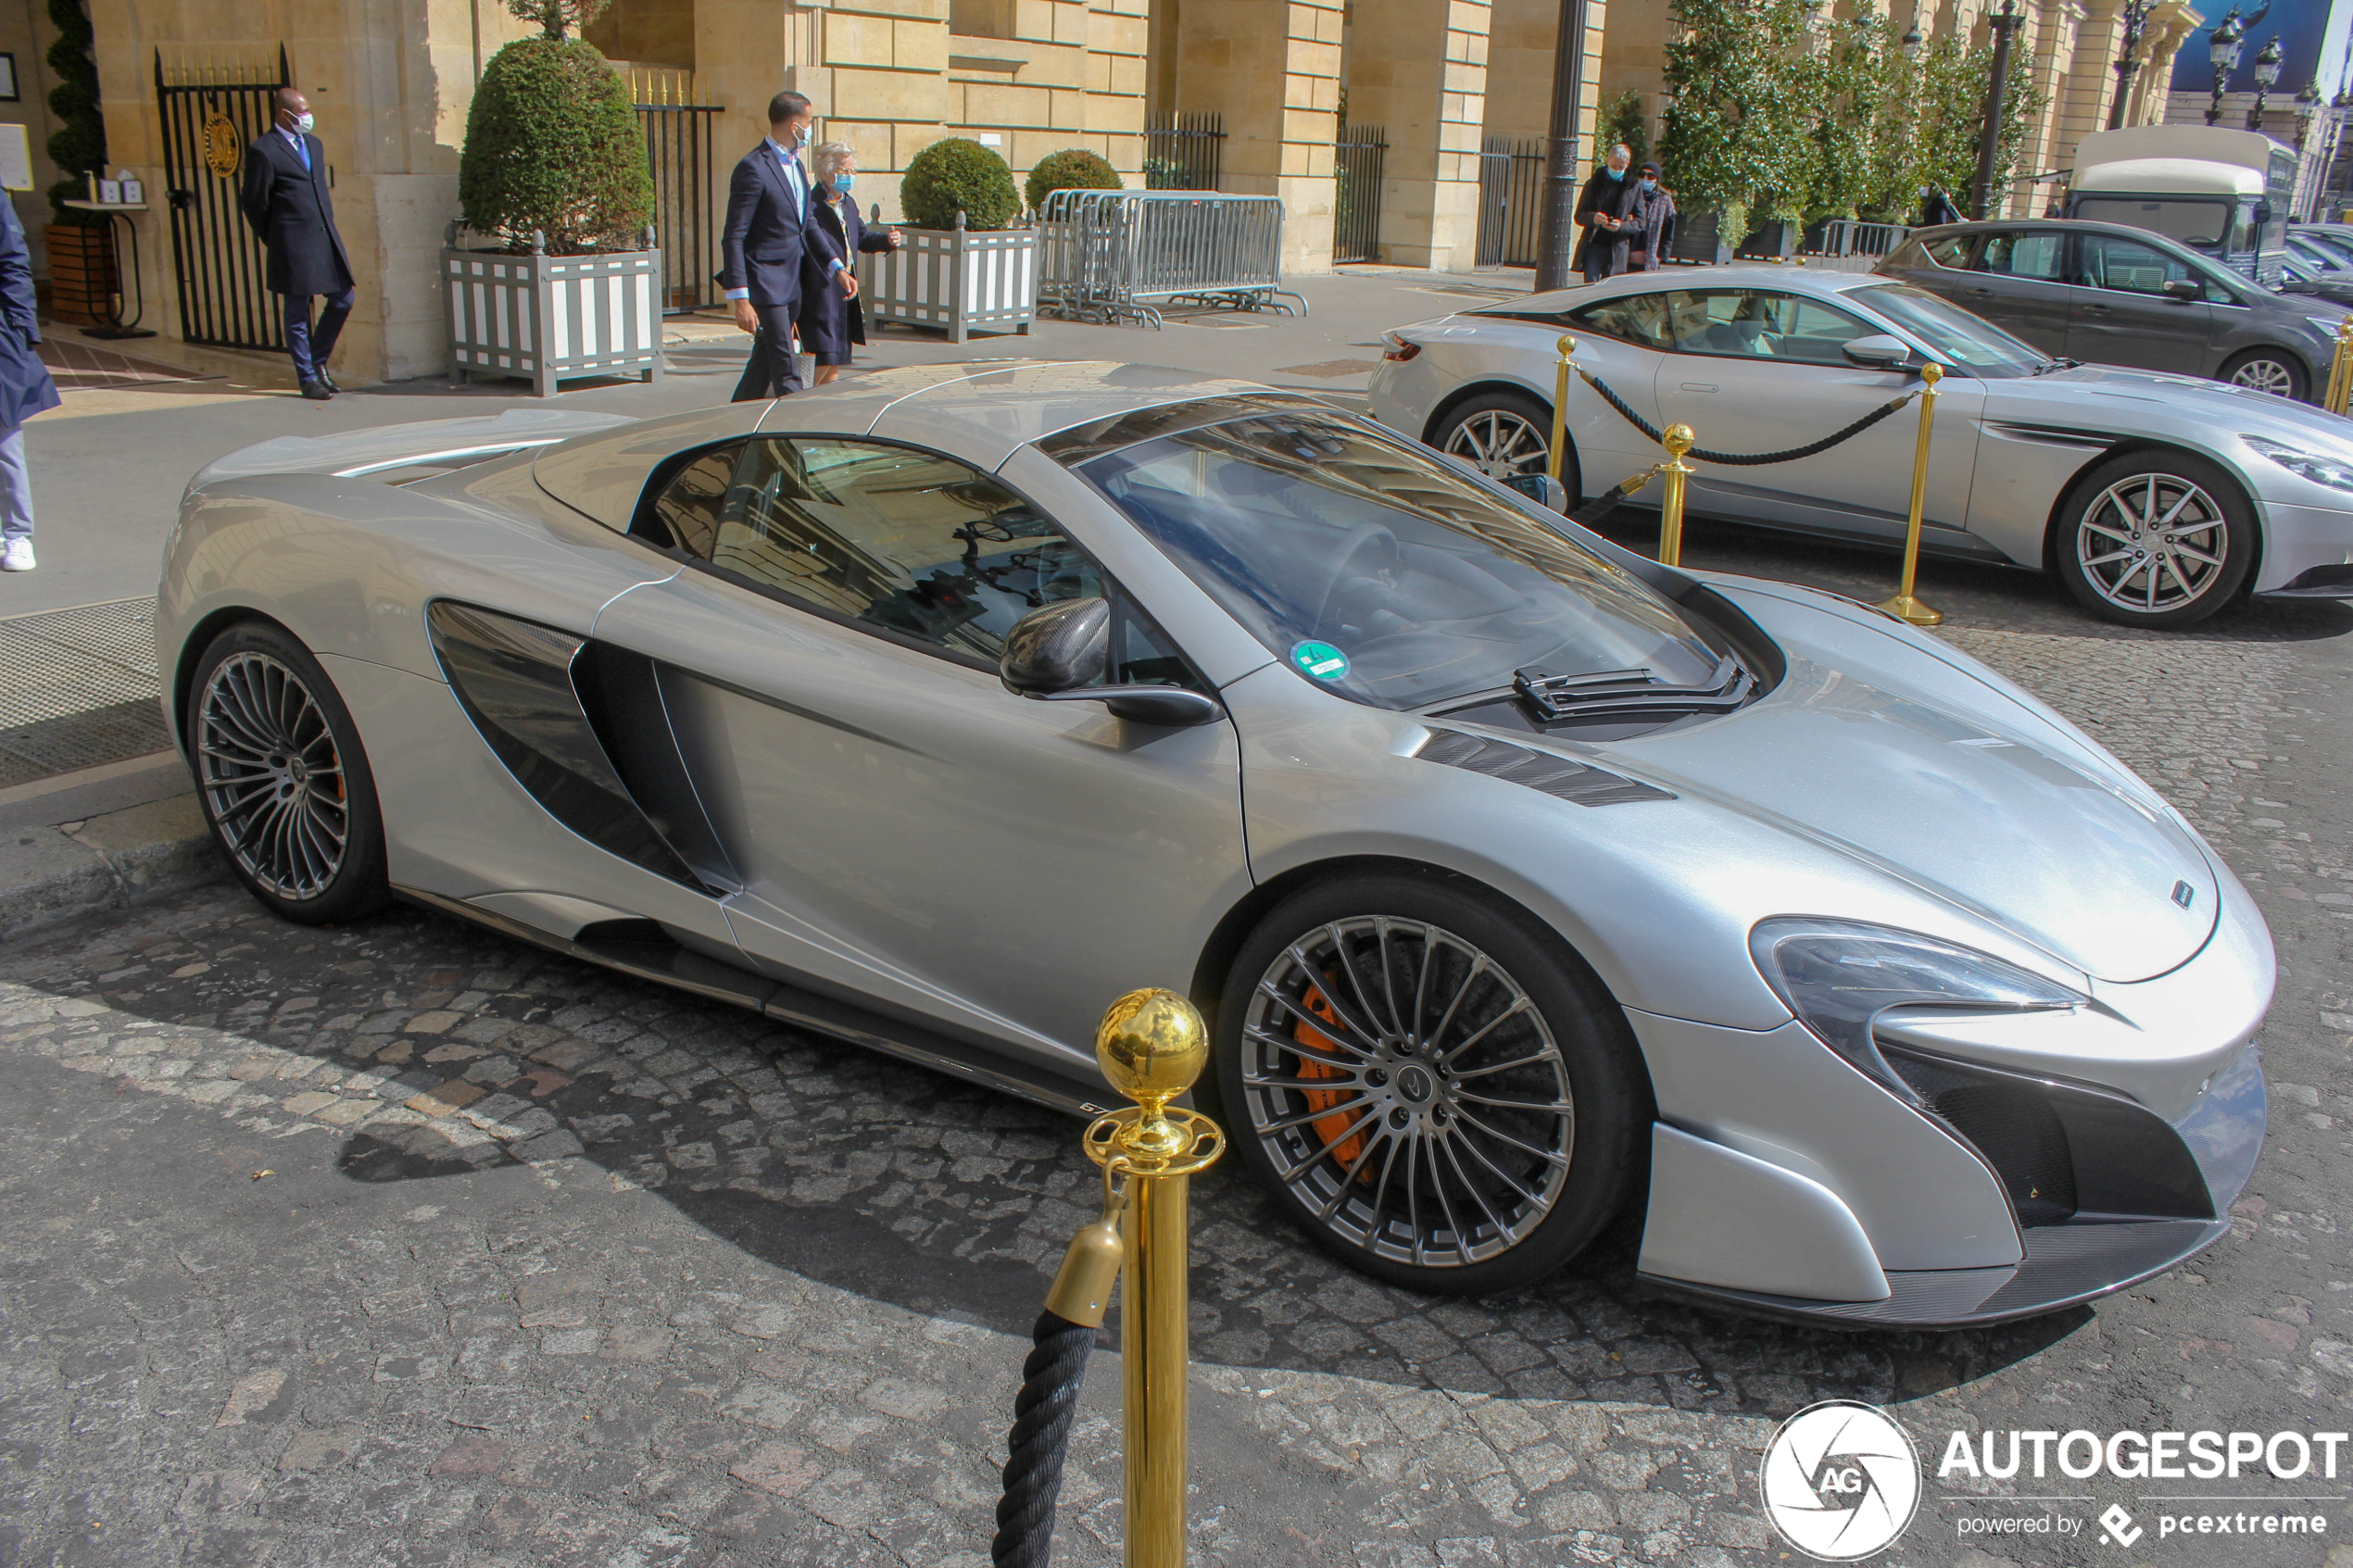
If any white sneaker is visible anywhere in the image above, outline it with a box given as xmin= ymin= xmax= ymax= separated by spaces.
xmin=0 ymin=538 xmax=31 ymax=571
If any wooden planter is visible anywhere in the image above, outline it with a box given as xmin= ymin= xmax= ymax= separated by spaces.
xmin=443 ymin=229 xmax=664 ymax=395
xmin=1669 ymin=210 xmax=1731 ymax=266
xmin=45 ymin=223 xmax=118 ymax=328
xmin=858 ymin=216 xmax=1037 ymax=344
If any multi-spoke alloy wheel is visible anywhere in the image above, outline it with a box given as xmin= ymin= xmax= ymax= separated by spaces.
xmin=1444 ymin=408 xmax=1550 ymax=481
xmin=2223 ymin=353 xmax=2299 ymax=399
xmin=186 ymin=624 xmax=387 ymax=922
xmin=2056 ymin=452 xmax=2253 ymax=629
xmin=1217 ymin=877 xmax=1644 ymax=1294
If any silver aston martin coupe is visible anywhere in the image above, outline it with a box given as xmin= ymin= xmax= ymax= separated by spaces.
xmin=157 ymin=363 xmax=2271 ymax=1326
xmin=1368 ymin=265 xmax=2353 ymax=629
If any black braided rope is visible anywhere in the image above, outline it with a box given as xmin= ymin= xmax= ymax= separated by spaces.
xmin=991 ymin=1310 xmax=1095 ymax=1568
xmin=1577 ymin=367 xmax=1919 ymax=466
xmin=1565 ymin=469 xmax=1658 ymax=530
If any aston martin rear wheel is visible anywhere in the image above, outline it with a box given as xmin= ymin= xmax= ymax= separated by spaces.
xmin=1435 ymin=391 xmax=1575 ymax=497
xmin=2054 ymin=451 xmax=2256 ymax=630
xmin=186 ymin=621 xmax=388 ymax=924
xmin=1215 ymin=873 xmax=1645 ymax=1296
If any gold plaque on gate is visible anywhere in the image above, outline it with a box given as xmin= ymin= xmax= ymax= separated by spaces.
xmin=201 ymin=112 xmax=241 ymax=177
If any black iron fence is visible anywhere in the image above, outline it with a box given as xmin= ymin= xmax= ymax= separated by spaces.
xmin=154 ymin=47 xmax=290 ymax=352
xmin=1145 ymin=111 xmax=1225 ymax=191
xmin=629 ymin=69 xmax=722 ymax=315
xmin=1476 ymin=137 xmax=1545 ymax=267
xmin=1333 ymin=121 xmax=1387 ymax=263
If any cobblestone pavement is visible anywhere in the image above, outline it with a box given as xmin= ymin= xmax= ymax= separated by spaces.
xmin=3 ymin=526 xmax=2350 ymax=1567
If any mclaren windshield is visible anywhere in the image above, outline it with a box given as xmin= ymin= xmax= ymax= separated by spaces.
xmin=1059 ymin=408 xmax=1728 ymax=712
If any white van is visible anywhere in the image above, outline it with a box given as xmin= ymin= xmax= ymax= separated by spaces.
xmin=2066 ymin=124 xmax=2296 ymax=286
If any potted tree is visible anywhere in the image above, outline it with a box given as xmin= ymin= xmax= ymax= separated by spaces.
xmin=1025 ymin=147 xmax=1122 ymax=214
xmin=861 ymin=137 xmax=1036 ymax=345
xmin=447 ymin=0 xmax=659 ymax=394
xmin=43 ymin=0 xmax=114 ymax=327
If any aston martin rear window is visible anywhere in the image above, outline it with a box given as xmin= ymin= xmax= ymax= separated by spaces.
xmin=1063 ymin=411 xmax=1723 ymax=710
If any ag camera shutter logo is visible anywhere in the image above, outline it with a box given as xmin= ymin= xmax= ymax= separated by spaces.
xmin=1760 ymin=1399 xmax=1922 ymax=1561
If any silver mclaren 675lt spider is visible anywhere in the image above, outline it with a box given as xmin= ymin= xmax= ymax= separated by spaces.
xmin=157 ymin=363 xmax=2271 ymax=1325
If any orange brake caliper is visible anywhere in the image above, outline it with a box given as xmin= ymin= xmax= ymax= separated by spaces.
xmin=1294 ymin=985 xmax=1368 ymax=1173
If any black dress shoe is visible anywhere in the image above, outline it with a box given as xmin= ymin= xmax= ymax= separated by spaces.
xmin=317 ymin=369 xmax=340 ymax=394
xmin=299 ymin=379 xmax=333 ymax=401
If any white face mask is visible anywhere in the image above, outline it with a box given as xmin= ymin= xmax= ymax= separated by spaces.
xmin=291 ymin=111 xmax=314 ymax=134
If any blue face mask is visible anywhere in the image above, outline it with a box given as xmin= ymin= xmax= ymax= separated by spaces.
xmin=835 ymin=172 xmax=855 ymax=193
xmin=1605 ymin=166 xmax=1626 ymax=181
xmin=1640 ymin=178 xmax=1657 ymax=192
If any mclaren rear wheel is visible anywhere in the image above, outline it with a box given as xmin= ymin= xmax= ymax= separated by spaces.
xmin=1214 ymin=872 xmax=1646 ymax=1296
xmin=185 ymin=621 xmax=389 ymax=924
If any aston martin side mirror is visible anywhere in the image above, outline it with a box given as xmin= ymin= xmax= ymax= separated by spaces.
xmin=1000 ymin=597 xmax=1224 ymax=727
xmin=1842 ymin=333 xmax=1916 ymax=370
xmin=1504 ymin=471 xmax=1571 ymax=513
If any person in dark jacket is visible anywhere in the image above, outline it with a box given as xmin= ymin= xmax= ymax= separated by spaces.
xmin=1919 ymin=186 xmax=1964 ymax=227
xmin=0 ymin=197 xmax=57 ymax=573
xmin=1627 ymin=163 xmax=1676 ymax=271
xmin=797 ymin=144 xmax=902 ymax=386
xmin=720 ymin=91 xmax=818 ymax=402
xmin=239 ymin=86 xmax=355 ymax=401
xmin=1572 ymin=144 xmax=1640 ymax=282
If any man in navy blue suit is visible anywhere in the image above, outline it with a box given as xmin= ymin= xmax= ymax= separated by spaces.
xmin=239 ymin=86 xmax=355 ymax=401
xmin=720 ymin=91 xmax=818 ymax=402
xmin=0 ymin=196 xmax=58 ymax=573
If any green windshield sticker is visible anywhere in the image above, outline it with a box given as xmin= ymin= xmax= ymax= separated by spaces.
xmin=1290 ymin=641 xmax=1350 ymax=681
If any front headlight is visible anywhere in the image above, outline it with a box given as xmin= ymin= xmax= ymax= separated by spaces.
xmin=2243 ymin=434 xmax=2353 ymax=494
xmin=1749 ymin=919 xmax=2086 ymax=1097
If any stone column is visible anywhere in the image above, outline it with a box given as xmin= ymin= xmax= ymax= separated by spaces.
xmin=1343 ymin=0 xmax=1491 ymax=270
xmin=1171 ymin=0 xmax=1342 ymax=273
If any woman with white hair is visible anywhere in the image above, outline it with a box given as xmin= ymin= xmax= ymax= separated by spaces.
xmin=798 ymin=142 xmax=903 ymax=386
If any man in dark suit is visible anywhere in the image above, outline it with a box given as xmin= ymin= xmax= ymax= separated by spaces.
xmin=1572 ymin=143 xmax=1640 ymax=283
xmin=0 ymin=197 xmax=59 ymax=573
xmin=720 ymin=91 xmax=818 ymax=403
xmin=239 ymin=86 xmax=355 ymax=400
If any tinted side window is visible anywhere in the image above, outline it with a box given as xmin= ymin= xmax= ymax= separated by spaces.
xmin=637 ymin=445 xmax=739 ymax=557
xmin=1922 ymin=234 xmax=1978 ymax=269
xmin=1567 ymin=294 xmax=1673 ymax=350
xmin=700 ymin=438 xmax=1106 ymax=664
xmin=1975 ymin=231 xmax=2065 ymax=280
xmin=2079 ymin=234 xmax=2202 ymax=297
xmin=1666 ymin=290 xmax=1870 ymax=363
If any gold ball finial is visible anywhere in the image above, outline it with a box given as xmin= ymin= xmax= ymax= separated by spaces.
xmin=1556 ymin=333 xmax=1577 ymax=358
xmin=1097 ymin=988 xmax=1208 ymax=1162
xmin=1920 ymin=360 xmax=1944 ymax=388
xmin=1663 ymin=423 xmax=1695 ymax=458
xmin=2338 ymin=316 xmax=2353 ymax=341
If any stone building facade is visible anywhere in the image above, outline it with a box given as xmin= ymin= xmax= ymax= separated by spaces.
xmin=60 ymin=0 xmax=2198 ymax=384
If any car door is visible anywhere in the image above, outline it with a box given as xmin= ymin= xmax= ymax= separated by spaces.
xmin=1649 ymin=286 xmax=1982 ymax=539
xmin=1949 ymin=228 xmax=2074 ymax=353
xmin=586 ymin=433 xmax=1250 ymax=1073
xmin=2065 ymin=231 xmax=2215 ymax=373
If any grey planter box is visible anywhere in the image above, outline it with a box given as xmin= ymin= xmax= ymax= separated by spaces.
xmin=857 ymin=215 xmax=1036 ymax=344
xmin=444 ymin=228 xmax=664 ymax=395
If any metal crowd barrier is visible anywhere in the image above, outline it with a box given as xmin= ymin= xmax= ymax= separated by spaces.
xmin=1038 ymin=190 xmax=1307 ymax=329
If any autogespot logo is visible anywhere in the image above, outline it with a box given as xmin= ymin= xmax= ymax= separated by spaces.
xmin=1760 ymin=1399 xmax=1923 ymax=1561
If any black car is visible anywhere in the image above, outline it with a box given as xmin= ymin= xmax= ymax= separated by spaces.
xmin=1876 ymin=218 xmax=2338 ymax=401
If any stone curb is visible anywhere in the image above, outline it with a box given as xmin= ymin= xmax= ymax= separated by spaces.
xmin=0 ymin=793 xmax=226 ymax=947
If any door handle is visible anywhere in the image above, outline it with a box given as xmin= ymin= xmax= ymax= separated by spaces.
xmin=1680 ymin=383 xmax=1718 ymax=393
xmin=1969 ymin=286 xmax=1994 ymax=295
xmin=2083 ymin=303 xmax=2110 ymax=312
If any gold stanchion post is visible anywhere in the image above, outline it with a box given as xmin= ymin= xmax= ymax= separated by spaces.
xmin=1656 ymin=423 xmax=1694 ymax=567
xmin=2327 ymin=318 xmax=2353 ymax=416
xmin=1083 ymin=988 xmax=1225 ymax=1568
xmin=1876 ymin=361 xmax=1944 ymax=627
xmin=1549 ymin=335 xmax=1575 ymax=482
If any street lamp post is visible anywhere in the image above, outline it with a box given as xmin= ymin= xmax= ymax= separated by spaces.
xmin=2208 ymin=8 xmax=2246 ymax=125
xmin=1532 ymin=0 xmax=1591 ymax=293
xmin=2109 ymin=0 xmax=2153 ymax=130
xmin=1972 ymin=0 xmax=2024 ymax=220
xmin=2247 ymin=34 xmax=2284 ymax=131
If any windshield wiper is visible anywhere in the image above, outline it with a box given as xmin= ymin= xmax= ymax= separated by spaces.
xmin=2032 ymin=357 xmax=2081 ymax=375
xmin=1510 ymin=655 xmax=1755 ymax=722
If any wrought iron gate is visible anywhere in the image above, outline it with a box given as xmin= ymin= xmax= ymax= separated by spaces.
xmin=1333 ymin=122 xmax=1386 ymax=263
xmin=1145 ymin=111 xmax=1225 ymax=191
xmin=1476 ymin=137 xmax=1545 ymax=267
xmin=628 ymin=69 xmax=723 ymax=315
xmin=155 ymin=47 xmax=290 ymax=351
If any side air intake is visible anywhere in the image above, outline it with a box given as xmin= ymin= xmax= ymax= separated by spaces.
xmin=1415 ymin=729 xmax=1675 ymax=807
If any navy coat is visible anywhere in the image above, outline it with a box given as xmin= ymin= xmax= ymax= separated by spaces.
xmin=796 ymin=190 xmax=896 ymax=359
xmin=718 ymin=144 xmax=811 ymax=311
xmin=238 ymin=130 xmax=354 ymax=297
xmin=0 ymin=200 xmax=59 ymax=430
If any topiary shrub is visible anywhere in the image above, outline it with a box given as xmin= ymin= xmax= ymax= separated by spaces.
xmin=1024 ymin=147 xmax=1122 ymax=211
xmin=458 ymin=31 xmax=652 ymax=253
xmin=45 ymin=0 xmax=107 ymax=228
xmin=901 ymin=138 xmax=1022 ymax=231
